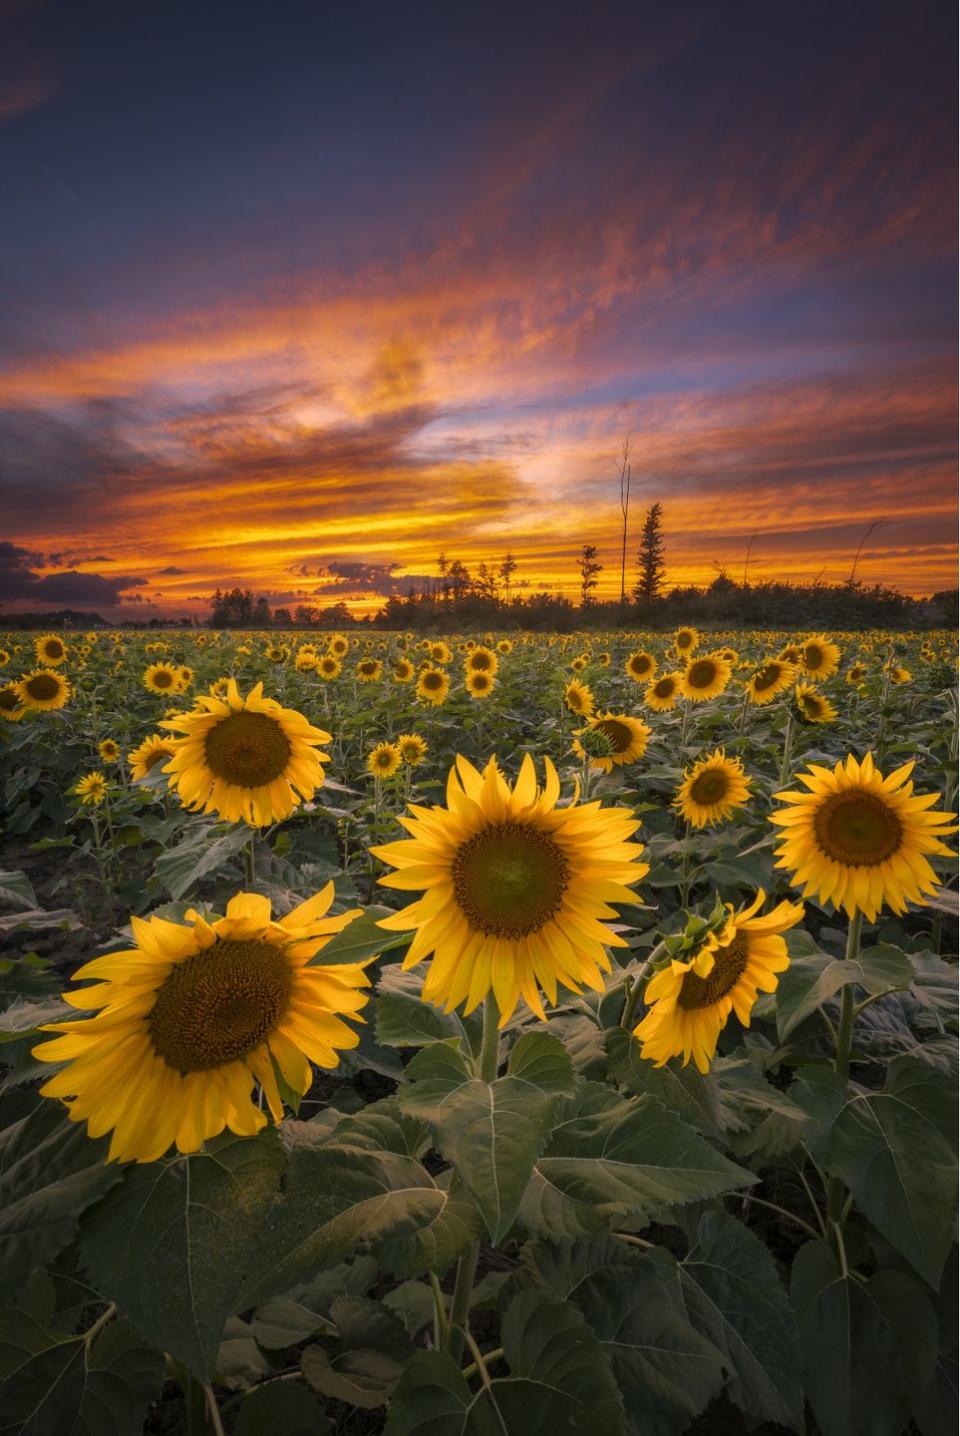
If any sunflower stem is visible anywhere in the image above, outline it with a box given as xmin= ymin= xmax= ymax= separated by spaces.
xmin=826 ymin=909 xmax=862 ymax=1232
xmin=620 ymin=941 xmax=667 ymax=1030
xmin=478 ymin=992 xmax=500 ymax=1082
xmin=243 ymin=833 xmax=256 ymax=888
xmin=777 ymin=711 xmax=795 ymax=788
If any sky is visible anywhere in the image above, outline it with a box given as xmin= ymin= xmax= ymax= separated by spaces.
xmin=0 ymin=0 xmax=956 ymax=620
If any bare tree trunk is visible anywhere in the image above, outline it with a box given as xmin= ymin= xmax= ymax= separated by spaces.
xmin=618 ymin=437 xmax=632 ymax=603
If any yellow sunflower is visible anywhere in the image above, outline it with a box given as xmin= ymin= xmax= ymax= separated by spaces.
xmin=798 ymin=634 xmax=841 ymax=679
xmin=795 ymin=682 xmax=836 ymax=724
xmin=845 ymin=662 xmax=868 ymax=686
xmin=888 ymin=666 xmax=912 ymax=685
xmin=778 ymin=644 xmax=801 ymax=664
xmin=573 ymin=712 xmax=651 ymax=773
xmin=625 ymin=650 xmax=657 ymax=683
xmin=73 ymin=772 xmax=108 ymax=806
xmin=675 ymin=748 xmax=752 ymax=827
xmin=368 ymin=741 xmax=402 ymax=778
xmin=674 ymin=626 xmax=699 ymax=656
xmin=177 ymin=666 xmax=194 ymax=691
xmin=317 ymin=655 xmax=342 ymax=680
xmin=393 ymin=659 xmax=415 ymax=683
xmin=33 ymin=887 xmax=368 ymax=1163
xmin=564 ymin=678 xmax=594 ymax=717
xmin=160 ymin=680 xmax=331 ymax=826
xmin=644 ymin=672 xmax=681 ymax=712
xmin=0 ymin=649 xmax=10 ymax=668
xmin=0 ymin=684 xmax=26 ymax=721
xmin=356 ymin=659 xmax=383 ymax=682
xmin=371 ymin=754 xmax=648 ymax=1023
xmin=467 ymin=646 xmax=499 ymax=676
xmin=417 ymin=667 xmax=450 ymax=705
xmin=466 ymin=670 xmax=496 ymax=700
xmin=35 ymin=634 xmax=69 ymax=666
xmin=295 ymin=652 xmax=319 ymax=673
xmin=128 ymin=734 xmax=178 ymax=782
xmin=98 ymin=739 xmax=121 ymax=764
xmin=680 ymin=653 xmax=732 ymax=702
xmin=143 ymin=662 xmax=180 ymax=695
xmin=328 ymin=635 xmax=350 ymax=657
xmin=497 ymin=639 xmax=513 ymax=655
xmin=771 ymin=752 xmax=957 ymax=921
xmin=17 ymin=669 xmax=71 ymax=712
xmin=634 ymin=891 xmax=803 ymax=1073
xmin=397 ymin=732 xmax=428 ymax=766
xmin=745 ymin=659 xmax=796 ymax=705
xmin=265 ymin=644 xmax=289 ymax=664
xmin=429 ymin=641 xmax=453 ymax=664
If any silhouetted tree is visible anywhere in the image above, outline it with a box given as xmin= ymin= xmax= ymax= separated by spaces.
xmin=499 ymin=552 xmax=517 ymax=602
xmin=578 ymin=544 xmax=603 ymax=607
xmin=634 ymin=502 xmax=666 ymax=604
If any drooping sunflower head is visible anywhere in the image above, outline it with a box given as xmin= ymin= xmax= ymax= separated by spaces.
xmin=771 ymin=752 xmax=957 ymax=920
xmin=564 ymin=678 xmax=594 ymax=717
xmin=798 ymin=634 xmax=841 ymax=679
xmin=674 ymin=626 xmax=699 ymax=655
xmin=160 ymin=679 xmax=331 ymax=826
xmin=34 ymin=886 xmax=369 ymax=1163
xmin=129 ymin=733 xmax=178 ymax=783
xmin=745 ymin=658 xmax=796 ymax=705
xmin=356 ymin=658 xmax=383 ymax=682
xmin=372 ymin=754 xmax=649 ymax=1023
xmin=0 ymin=684 xmax=26 ymax=721
xmin=675 ymin=747 xmax=752 ymax=828
xmin=794 ymin=681 xmax=836 ymax=724
xmin=144 ymin=662 xmax=180 ymax=695
xmin=73 ymin=771 xmax=108 ymax=806
xmin=317 ymin=655 xmax=342 ymax=680
xmin=17 ymin=669 xmax=71 ymax=712
xmin=467 ymin=646 xmax=499 ymax=675
xmin=634 ymin=890 xmax=803 ymax=1073
xmin=417 ymin=666 xmax=450 ymax=706
xmin=466 ymin=669 xmax=496 ymax=700
xmin=35 ymin=634 xmax=69 ymax=666
xmin=397 ymin=732 xmax=428 ymax=766
xmin=680 ymin=653 xmax=732 ymax=702
xmin=98 ymin=739 xmax=121 ymax=764
xmin=645 ymin=672 xmax=681 ymax=712
xmin=368 ymin=741 xmax=403 ymax=778
xmin=573 ymin=712 xmax=651 ymax=773
xmin=625 ymin=650 xmax=656 ymax=682
xmin=393 ymin=659 xmax=415 ymax=683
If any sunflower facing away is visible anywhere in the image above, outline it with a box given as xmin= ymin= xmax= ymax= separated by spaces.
xmin=634 ymin=890 xmax=803 ymax=1072
xmin=368 ymin=741 xmax=402 ymax=778
xmin=771 ymin=752 xmax=957 ymax=921
xmin=745 ymin=659 xmax=797 ymax=705
xmin=128 ymin=733 xmax=178 ymax=782
xmin=372 ymin=754 xmax=648 ymax=1023
xmin=34 ymin=887 xmax=368 ymax=1162
xmin=798 ymin=634 xmax=841 ymax=680
xmin=680 ymin=653 xmax=732 ymax=703
xmin=675 ymin=748 xmax=752 ymax=828
xmin=417 ymin=667 xmax=450 ymax=705
xmin=645 ymin=672 xmax=681 ymax=712
xmin=794 ymin=681 xmax=836 ymax=724
xmin=160 ymin=679 xmax=331 ymax=825
xmin=17 ymin=669 xmax=71 ymax=712
xmin=35 ymin=634 xmax=69 ymax=666
xmin=573 ymin=712 xmax=651 ymax=773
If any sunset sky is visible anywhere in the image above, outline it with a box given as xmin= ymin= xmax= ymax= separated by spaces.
xmin=0 ymin=0 xmax=956 ymax=619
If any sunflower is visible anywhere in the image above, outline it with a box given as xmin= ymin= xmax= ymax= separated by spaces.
xmin=466 ymin=670 xmax=496 ymax=700
xmin=160 ymin=680 xmax=331 ymax=826
xmin=674 ymin=626 xmax=699 ymax=656
xmin=98 ymin=739 xmax=121 ymax=763
xmin=770 ymin=752 xmax=957 ymax=921
xmin=625 ymin=650 xmax=657 ymax=683
xmin=295 ymin=653 xmax=319 ymax=673
xmin=570 ymin=655 xmax=588 ymax=673
xmin=0 ymin=649 xmax=10 ymax=668
xmin=328 ymin=635 xmax=350 ymax=658
xmin=718 ymin=647 xmax=739 ymax=666
xmin=798 ymin=634 xmax=841 ymax=679
xmin=144 ymin=662 xmax=180 ymax=695
xmin=208 ymin=678 xmax=230 ymax=699
xmin=888 ymin=666 xmax=912 ymax=685
xmin=680 ymin=653 xmax=732 ymax=702
xmin=417 ymin=667 xmax=450 ymax=705
xmin=778 ymin=644 xmax=801 ymax=664
xmin=573 ymin=712 xmax=651 ymax=773
xmin=429 ymin=642 xmax=453 ymax=665
xmin=17 ymin=669 xmax=71 ymax=712
xmin=393 ymin=659 xmax=415 ymax=683
xmin=466 ymin=646 xmax=499 ymax=676
xmin=73 ymin=772 xmax=108 ymax=806
xmin=845 ymin=662 xmax=868 ymax=686
xmin=368 ymin=741 xmax=403 ymax=778
xmin=644 ymin=672 xmax=681 ymax=712
xmin=795 ymin=682 xmax=836 ymax=724
xmin=397 ymin=732 xmax=428 ymax=766
xmin=598 ymin=651 xmax=612 ymax=667
xmin=33 ymin=887 xmax=369 ymax=1163
xmin=177 ymin=666 xmax=194 ymax=691
xmin=129 ymin=733 xmax=178 ymax=782
xmin=745 ymin=659 xmax=797 ymax=705
xmin=356 ymin=659 xmax=383 ymax=682
xmin=317 ymin=655 xmax=342 ymax=680
xmin=675 ymin=748 xmax=752 ymax=827
xmin=265 ymin=644 xmax=289 ymax=664
xmin=497 ymin=639 xmax=513 ymax=655
xmin=564 ymin=678 xmax=594 ymax=717
xmin=634 ymin=891 xmax=803 ymax=1073
xmin=35 ymin=634 xmax=69 ymax=666
xmin=0 ymin=684 xmax=25 ymax=722
xmin=372 ymin=755 xmax=648 ymax=1023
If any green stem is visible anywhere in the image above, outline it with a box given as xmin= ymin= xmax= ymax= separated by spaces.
xmin=462 ymin=1346 xmax=504 ymax=1381
xmin=827 ymin=909 xmax=862 ymax=1231
xmin=777 ymin=711 xmax=796 ymax=788
xmin=620 ymin=941 xmax=667 ymax=1030
xmin=429 ymin=1271 xmax=449 ymax=1349
xmin=478 ymin=991 xmax=500 ymax=1081
xmin=82 ymin=1302 xmax=117 ymax=1347
xmin=243 ymin=832 xmax=256 ymax=888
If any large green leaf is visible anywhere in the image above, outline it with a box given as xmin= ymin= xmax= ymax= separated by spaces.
xmin=384 ymin=1289 xmax=625 ymax=1434
xmin=399 ymin=1033 xmax=577 ymax=1241
xmin=792 ymin=1239 xmax=938 ymax=1436
xmin=777 ymin=946 xmax=914 ymax=1041
xmin=79 ymin=1129 xmax=286 ymax=1380
xmin=307 ymin=906 xmax=409 ymax=966
xmin=518 ymin=1082 xmax=754 ymax=1240
xmin=301 ymin=1295 xmax=413 ymax=1408
xmin=673 ymin=1210 xmax=804 ymax=1432
xmin=153 ymin=821 xmax=251 ymax=900
xmin=376 ymin=965 xmax=473 ymax=1047
xmin=606 ymin=1028 xmax=728 ymax=1138
xmin=0 ymin=1102 xmax=120 ymax=1302
xmin=233 ymin=1381 xmax=331 ymax=1436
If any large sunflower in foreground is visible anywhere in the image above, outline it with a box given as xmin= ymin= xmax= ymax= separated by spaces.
xmin=634 ymin=890 xmax=803 ymax=1072
xmin=675 ymin=748 xmax=752 ymax=828
xmin=771 ymin=753 xmax=956 ymax=921
xmin=372 ymin=754 xmax=648 ymax=1023
xmin=573 ymin=712 xmax=651 ymax=773
xmin=34 ymin=887 xmax=368 ymax=1162
xmin=160 ymin=679 xmax=331 ymax=825
xmin=745 ymin=658 xmax=796 ymax=705
xmin=17 ymin=669 xmax=71 ymax=712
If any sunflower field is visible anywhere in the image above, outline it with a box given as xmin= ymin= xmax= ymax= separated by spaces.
xmin=0 ymin=624 xmax=957 ymax=1436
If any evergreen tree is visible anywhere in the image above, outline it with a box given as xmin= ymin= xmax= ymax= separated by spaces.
xmin=578 ymin=544 xmax=603 ymax=607
xmin=634 ymin=503 xmax=666 ymax=604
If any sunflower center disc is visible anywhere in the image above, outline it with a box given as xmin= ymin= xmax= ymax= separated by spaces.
xmin=452 ymin=822 xmax=569 ymax=937
xmin=753 ymin=664 xmax=780 ymax=691
xmin=148 ymin=938 xmax=292 ymax=1072
xmin=204 ymin=711 xmax=292 ymax=787
xmin=813 ymin=789 xmax=903 ymax=866
xmin=152 ymin=670 xmax=174 ymax=688
xmin=689 ymin=770 xmax=730 ymax=805
xmin=804 ymin=645 xmax=825 ymax=670
xmin=27 ymin=674 xmax=60 ymax=701
xmin=44 ymin=641 xmax=64 ymax=659
xmin=678 ymin=935 xmax=749 ymax=1009
xmin=686 ymin=660 xmax=717 ymax=689
xmin=597 ymin=718 xmax=633 ymax=753
xmin=0 ymin=689 xmax=20 ymax=712
xmin=653 ymin=679 xmax=675 ymax=698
